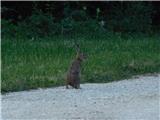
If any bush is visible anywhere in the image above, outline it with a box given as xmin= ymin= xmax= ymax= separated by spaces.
xmin=106 ymin=2 xmax=153 ymax=33
xmin=17 ymin=11 xmax=57 ymax=38
xmin=1 ymin=2 xmax=154 ymax=39
xmin=1 ymin=10 xmax=105 ymax=39
xmin=61 ymin=9 xmax=105 ymax=36
xmin=1 ymin=19 xmax=17 ymax=38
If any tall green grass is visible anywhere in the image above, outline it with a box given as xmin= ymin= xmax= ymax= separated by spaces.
xmin=2 ymin=34 xmax=160 ymax=92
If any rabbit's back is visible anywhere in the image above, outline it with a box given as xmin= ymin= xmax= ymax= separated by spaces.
xmin=66 ymin=59 xmax=81 ymax=88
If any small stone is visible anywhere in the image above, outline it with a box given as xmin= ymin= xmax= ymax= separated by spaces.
xmin=74 ymin=105 xmax=77 ymax=107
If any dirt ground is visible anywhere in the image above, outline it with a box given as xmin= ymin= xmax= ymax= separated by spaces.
xmin=2 ymin=74 xmax=160 ymax=120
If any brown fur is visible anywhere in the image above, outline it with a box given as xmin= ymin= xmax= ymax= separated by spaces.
xmin=66 ymin=50 xmax=86 ymax=89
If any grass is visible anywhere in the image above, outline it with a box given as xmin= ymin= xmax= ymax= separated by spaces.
xmin=1 ymin=34 xmax=160 ymax=92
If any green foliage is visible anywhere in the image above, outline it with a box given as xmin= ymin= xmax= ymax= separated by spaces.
xmin=61 ymin=7 xmax=105 ymax=36
xmin=2 ymin=35 xmax=160 ymax=92
xmin=123 ymin=2 xmax=152 ymax=33
xmin=2 ymin=2 xmax=154 ymax=39
xmin=1 ymin=19 xmax=17 ymax=38
xmin=61 ymin=18 xmax=104 ymax=36
xmin=62 ymin=8 xmax=91 ymax=35
xmin=1 ymin=9 xmax=104 ymax=38
xmin=71 ymin=10 xmax=88 ymax=21
xmin=107 ymin=2 xmax=153 ymax=33
xmin=17 ymin=11 xmax=56 ymax=38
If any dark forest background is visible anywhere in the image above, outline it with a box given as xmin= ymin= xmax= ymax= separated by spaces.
xmin=1 ymin=1 xmax=160 ymax=38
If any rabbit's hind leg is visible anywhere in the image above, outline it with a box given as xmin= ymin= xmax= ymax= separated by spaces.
xmin=66 ymin=84 xmax=69 ymax=89
xmin=66 ymin=78 xmax=70 ymax=89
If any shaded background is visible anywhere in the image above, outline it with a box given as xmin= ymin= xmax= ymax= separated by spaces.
xmin=2 ymin=1 xmax=160 ymax=25
xmin=1 ymin=1 xmax=160 ymax=38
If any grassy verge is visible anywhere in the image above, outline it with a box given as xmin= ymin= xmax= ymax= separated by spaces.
xmin=2 ymin=34 xmax=160 ymax=92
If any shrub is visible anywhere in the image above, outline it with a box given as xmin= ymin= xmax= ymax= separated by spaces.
xmin=17 ymin=11 xmax=57 ymax=38
xmin=106 ymin=2 xmax=153 ymax=33
xmin=61 ymin=9 xmax=105 ymax=36
xmin=1 ymin=19 xmax=17 ymax=38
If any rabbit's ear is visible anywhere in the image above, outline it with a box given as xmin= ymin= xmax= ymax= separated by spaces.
xmin=75 ymin=43 xmax=80 ymax=53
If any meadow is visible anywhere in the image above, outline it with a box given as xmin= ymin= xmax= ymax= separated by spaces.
xmin=2 ymin=34 xmax=160 ymax=92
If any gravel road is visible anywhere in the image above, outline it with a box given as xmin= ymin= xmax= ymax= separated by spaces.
xmin=1 ymin=74 xmax=160 ymax=120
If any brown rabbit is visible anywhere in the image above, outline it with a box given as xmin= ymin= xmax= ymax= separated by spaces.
xmin=66 ymin=44 xmax=86 ymax=89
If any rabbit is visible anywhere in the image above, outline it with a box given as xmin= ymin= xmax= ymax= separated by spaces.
xmin=66 ymin=44 xmax=86 ymax=89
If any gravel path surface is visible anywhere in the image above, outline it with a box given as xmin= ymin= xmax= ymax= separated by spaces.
xmin=2 ymin=75 xmax=160 ymax=120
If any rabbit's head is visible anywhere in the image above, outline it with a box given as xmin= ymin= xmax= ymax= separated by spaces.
xmin=77 ymin=53 xmax=87 ymax=61
xmin=75 ymin=43 xmax=87 ymax=61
